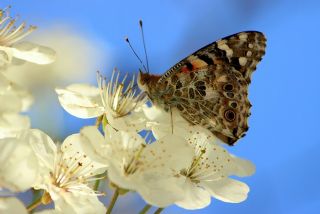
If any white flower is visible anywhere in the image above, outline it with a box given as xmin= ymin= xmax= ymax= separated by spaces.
xmin=26 ymin=129 xmax=107 ymax=214
xmin=56 ymin=70 xmax=147 ymax=132
xmin=0 ymin=135 xmax=38 ymax=192
xmin=0 ymin=7 xmax=55 ymax=66
xmin=175 ymin=131 xmax=255 ymax=210
xmin=0 ymin=73 xmax=33 ymax=113
xmin=79 ymin=126 xmax=194 ymax=207
xmin=0 ymin=197 xmax=28 ymax=214
xmin=144 ymin=105 xmax=218 ymax=141
xmin=0 ymin=113 xmax=30 ymax=139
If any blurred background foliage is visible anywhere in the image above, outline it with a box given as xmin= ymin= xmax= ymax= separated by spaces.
xmin=2 ymin=0 xmax=320 ymax=213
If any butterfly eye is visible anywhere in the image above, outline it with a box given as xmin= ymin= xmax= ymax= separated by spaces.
xmin=223 ymin=83 xmax=234 ymax=91
xmin=224 ymin=109 xmax=236 ymax=122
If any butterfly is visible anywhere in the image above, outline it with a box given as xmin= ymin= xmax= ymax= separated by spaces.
xmin=138 ymin=31 xmax=266 ymax=145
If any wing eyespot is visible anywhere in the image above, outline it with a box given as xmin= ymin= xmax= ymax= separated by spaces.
xmin=224 ymin=109 xmax=236 ymax=122
xmin=223 ymin=83 xmax=234 ymax=91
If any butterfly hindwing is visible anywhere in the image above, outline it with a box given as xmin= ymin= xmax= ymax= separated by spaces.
xmin=165 ymin=63 xmax=250 ymax=145
xmin=159 ymin=31 xmax=266 ymax=145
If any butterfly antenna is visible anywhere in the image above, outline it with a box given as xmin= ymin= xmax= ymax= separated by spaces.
xmin=139 ymin=20 xmax=150 ymax=74
xmin=125 ymin=37 xmax=148 ymax=72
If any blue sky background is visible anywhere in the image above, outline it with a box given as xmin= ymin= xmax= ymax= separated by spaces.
xmin=2 ymin=0 xmax=320 ymax=213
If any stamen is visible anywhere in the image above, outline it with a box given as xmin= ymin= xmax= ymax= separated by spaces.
xmin=187 ymin=149 xmax=206 ymax=176
xmin=49 ymin=145 xmax=103 ymax=196
xmin=124 ymin=144 xmax=146 ymax=175
xmin=0 ymin=7 xmax=36 ymax=46
xmin=97 ymin=69 xmax=146 ymax=118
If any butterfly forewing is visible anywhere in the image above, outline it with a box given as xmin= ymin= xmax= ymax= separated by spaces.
xmin=139 ymin=31 xmax=266 ymax=145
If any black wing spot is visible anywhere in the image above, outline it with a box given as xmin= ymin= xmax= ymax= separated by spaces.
xmin=197 ymin=54 xmax=214 ymax=65
xmin=189 ymin=88 xmax=195 ymax=99
xmin=185 ymin=61 xmax=194 ymax=70
xmin=230 ymin=57 xmax=242 ymax=70
xmin=230 ymin=102 xmax=237 ymax=108
xmin=232 ymin=128 xmax=238 ymax=136
xmin=211 ymin=47 xmax=227 ymax=59
xmin=177 ymin=104 xmax=184 ymax=111
xmin=226 ymin=92 xmax=234 ymax=98
xmin=176 ymin=80 xmax=182 ymax=89
xmin=223 ymin=83 xmax=234 ymax=91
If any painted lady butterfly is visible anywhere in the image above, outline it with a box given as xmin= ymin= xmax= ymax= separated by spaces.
xmin=138 ymin=31 xmax=266 ymax=145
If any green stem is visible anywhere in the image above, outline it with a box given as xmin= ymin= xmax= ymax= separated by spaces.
xmin=139 ymin=204 xmax=152 ymax=214
xmin=154 ymin=208 xmax=164 ymax=214
xmin=93 ymin=179 xmax=100 ymax=191
xmin=26 ymin=196 xmax=42 ymax=212
xmin=106 ymin=188 xmax=119 ymax=214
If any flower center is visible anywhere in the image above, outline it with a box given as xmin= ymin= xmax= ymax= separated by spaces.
xmin=97 ymin=70 xmax=146 ymax=118
xmin=0 ymin=8 xmax=36 ymax=46
xmin=50 ymin=147 xmax=101 ymax=194
xmin=180 ymin=149 xmax=206 ymax=183
xmin=123 ymin=144 xmax=146 ymax=176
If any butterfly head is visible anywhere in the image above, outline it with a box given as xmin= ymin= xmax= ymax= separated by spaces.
xmin=137 ymin=70 xmax=161 ymax=92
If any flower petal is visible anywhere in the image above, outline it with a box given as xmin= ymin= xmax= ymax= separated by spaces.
xmin=202 ymin=178 xmax=250 ymax=203
xmin=25 ymin=129 xmax=56 ymax=170
xmin=105 ymin=109 xmax=146 ymax=132
xmin=55 ymin=84 xmax=104 ymax=118
xmin=175 ymin=180 xmax=211 ymax=210
xmin=55 ymin=193 xmax=106 ymax=214
xmin=0 ymin=113 xmax=30 ymax=139
xmin=62 ymin=130 xmax=108 ymax=171
xmin=137 ymin=176 xmax=186 ymax=207
xmin=11 ymin=42 xmax=56 ymax=64
xmin=231 ymin=155 xmax=256 ymax=177
xmin=0 ymin=137 xmax=39 ymax=192
xmin=0 ymin=73 xmax=33 ymax=113
xmin=0 ymin=197 xmax=28 ymax=214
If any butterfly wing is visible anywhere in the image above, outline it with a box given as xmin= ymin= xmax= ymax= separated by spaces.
xmin=159 ymin=31 xmax=266 ymax=84
xmin=161 ymin=31 xmax=266 ymax=145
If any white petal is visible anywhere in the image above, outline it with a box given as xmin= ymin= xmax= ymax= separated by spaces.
xmin=0 ymin=93 xmax=22 ymax=113
xmin=146 ymin=134 xmax=194 ymax=171
xmin=55 ymin=84 xmax=104 ymax=118
xmin=0 ymin=113 xmax=30 ymax=138
xmin=11 ymin=42 xmax=56 ymax=64
xmin=62 ymin=130 xmax=108 ymax=171
xmin=55 ymin=193 xmax=106 ymax=214
xmin=78 ymin=126 xmax=109 ymax=163
xmin=231 ymin=155 xmax=256 ymax=177
xmin=0 ymin=197 xmax=28 ymax=214
xmin=0 ymin=73 xmax=33 ymax=113
xmin=137 ymin=176 xmax=186 ymax=207
xmin=107 ymin=134 xmax=194 ymax=207
xmin=202 ymin=178 xmax=250 ymax=203
xmin=105 ymin=110 xmax=146 ymax=132
xmin=0 ymin=137 xmax=39 ymax=192
xmin=144 ymin=105 xmax=216 ymax=140
xmin=25 ymin=129 xmax=56 ymax=170
xmin=0 ymin=46 xmax=13 ymax=63
xmin=34 ymin=209 xmax=59 ymax=214
xmin=175 ymin=180 xmax=211 ymax=210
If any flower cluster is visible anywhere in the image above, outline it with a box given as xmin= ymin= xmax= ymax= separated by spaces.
xmin=0 ymin=6 xmax=255 ymax=214
xmin=55 ymin=69 xmax=255 ymax=212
